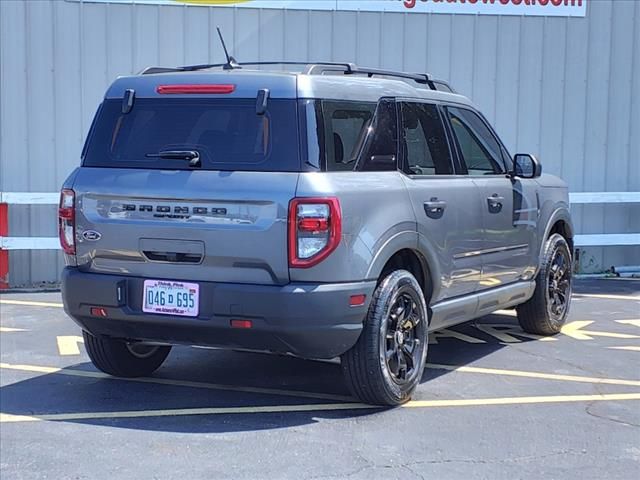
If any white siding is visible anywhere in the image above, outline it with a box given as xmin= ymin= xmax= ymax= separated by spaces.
xmin=0 ymin=0 xmax=638 ymax=285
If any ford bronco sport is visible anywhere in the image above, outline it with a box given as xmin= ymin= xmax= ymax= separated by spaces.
xmin=60 ymin=60 xmax=574 ymax=406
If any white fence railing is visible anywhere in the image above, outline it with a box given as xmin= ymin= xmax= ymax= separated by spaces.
xmin=569 ymin=192 xmax=640 ymax=247
xmin=0 ymin=191 xmax=638 ymax=252
xmin=0 ymin=193 xmax=59 ymax=251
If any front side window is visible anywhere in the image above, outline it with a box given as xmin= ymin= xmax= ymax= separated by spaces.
xmin=400 ymin=102 xmax=452 ymax=175
xmin=446 ymin=107 xmax=505 ymax=175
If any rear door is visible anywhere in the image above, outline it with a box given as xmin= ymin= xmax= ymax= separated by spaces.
xmin=73 ymin=95 xmax=301 ymax=286
xmin=398 ymin=101 xmax=484 ymax=304
xmin=444 ymin=106 xmax=538 ymax=288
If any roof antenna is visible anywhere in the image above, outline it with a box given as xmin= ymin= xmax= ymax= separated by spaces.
xmin=217 ymin=27 xmax=240 ymax=70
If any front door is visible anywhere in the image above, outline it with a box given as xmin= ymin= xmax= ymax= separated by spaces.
xmin=473 ymin=176 xmax=539 ymax=286
xmin=444 ymin=106 xmax=537 ymax=288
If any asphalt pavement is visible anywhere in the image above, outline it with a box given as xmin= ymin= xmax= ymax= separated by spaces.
xmin=0 ymin=279 xmax=639 ymax=480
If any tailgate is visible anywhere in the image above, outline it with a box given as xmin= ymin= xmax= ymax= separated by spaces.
xmin=72 ymin=167 xmax=298 ymax=285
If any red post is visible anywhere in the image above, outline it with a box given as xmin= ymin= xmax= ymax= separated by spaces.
xmin=0 ymin=203 xmax=8 ymax=289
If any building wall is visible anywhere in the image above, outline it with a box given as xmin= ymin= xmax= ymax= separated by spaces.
xmin=1 ymin=0 xmax=638 ymax=286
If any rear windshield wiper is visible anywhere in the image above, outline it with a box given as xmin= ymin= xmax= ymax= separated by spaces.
xmin=145 ymin=150 xmax=201 ymax=167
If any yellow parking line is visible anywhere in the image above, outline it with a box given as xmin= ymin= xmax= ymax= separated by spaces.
xmin=617 ymin=320 xmax=640 ymax=328
xmin=56 ymin=336 xmax=83 ymax=356
xmin=490 ymin=309 xmax=517 ymax=316
xmin=402 ymin=392 xmax=640 ymax=409
xmin=609 ymin=346 xmax=640 ymax=352
xmin=1 ymin=392 xmax=638 ymax=423
xmin=0 ymin=362 xmax=353 ymax=403
xmin=0 ymin=326 xmax=27 ymax=332
xmin=573 ymin=293 xmax=640 ymax=301
xmin=0 ymin=403 xmax=372 ymax=423
xmin=0 ymin=299 xmax=64 ymax=308
xmin=427 ymin=363 xmax=640 ymax=387
xmin=4 ymin=359 xmax=639 ymax=399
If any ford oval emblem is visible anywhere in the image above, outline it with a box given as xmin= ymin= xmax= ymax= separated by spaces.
xmin=82 ymin=230 xmax=102 ymax=241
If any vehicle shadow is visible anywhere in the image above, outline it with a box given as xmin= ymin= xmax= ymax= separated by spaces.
xmin=0 ymin=312 xmax=533 ymax=434
xmin=421 ymin=311 xmax=531 ymax=382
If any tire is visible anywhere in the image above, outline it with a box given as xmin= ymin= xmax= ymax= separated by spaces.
xmin=83 ymin=330 xmax=171 ymax=378
xmin=517 ymin=233 xmax=573 ymax=335
xmin=341 ymin=270 xmax=429 ymax=406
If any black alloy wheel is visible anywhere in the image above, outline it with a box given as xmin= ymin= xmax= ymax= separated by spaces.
xmin=547 ymin=248 xmax=571 ymax=318
xmin=342 ymin=270 xmax=429 ymax=406
xmin=382 ymin=290 xmax=426 ymax=386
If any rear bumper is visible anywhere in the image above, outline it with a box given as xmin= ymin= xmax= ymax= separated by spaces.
xmin=61 ymin=268 xmax=375 ymax=359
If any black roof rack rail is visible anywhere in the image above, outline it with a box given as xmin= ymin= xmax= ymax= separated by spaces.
xmin=138 ymin=66 xmax=188 ymax=75
xmin=138 ymin=61 xmax=455 ymax=93
xmin=139 ymin=61 xmax=357 ymax=75
xmin=305 ymin=64 xmax=439 ymax=89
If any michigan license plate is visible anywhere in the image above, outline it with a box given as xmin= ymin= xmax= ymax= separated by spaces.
xmin=142 ymin=280 xmax=199 ymax=317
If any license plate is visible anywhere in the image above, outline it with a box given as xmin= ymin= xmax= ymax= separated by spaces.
xmin=142 ymin=280 xmax=199 ymax=317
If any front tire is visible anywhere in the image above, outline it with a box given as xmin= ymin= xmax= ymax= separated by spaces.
xmin=517 ymin=233 xmax=573 ymax=335
xmin=83 ymin=331 xmax=171 ymax=378
xmin=341 ymin=270 xmax=428 ymax=406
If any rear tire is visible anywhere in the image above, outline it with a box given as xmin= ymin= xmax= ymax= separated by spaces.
xmin=517 ymin=233 xmax=573 ymax=335
xmin=341 ymin=270 xmax=428 ymax=406
xmin=83 ymin=331 xmax=171 ymax=378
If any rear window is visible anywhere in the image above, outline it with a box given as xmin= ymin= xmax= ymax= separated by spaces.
xmin=83 ymin=98 xmax=300 ymax=171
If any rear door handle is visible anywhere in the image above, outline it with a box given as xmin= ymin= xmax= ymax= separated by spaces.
xmin=487 ymin=194 xmax=504 ymax=213
xmin=424 ymin=198 xmax=447 ymax=219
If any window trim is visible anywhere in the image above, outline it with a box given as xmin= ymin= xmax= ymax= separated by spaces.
xmin=297 ymin=99 xmax=322 ymax=171
xmin=396 ymin=99 xmax=457 ymax=179
xmin=81 ymin=103 xmax=103 ymax=161
xmin=442 ymin=104 xmax=509 ymax=177
xmin=476 ymin=109 xmax=513 ymax=171
xmin=353 ymin=97 xmax=399 ymax=172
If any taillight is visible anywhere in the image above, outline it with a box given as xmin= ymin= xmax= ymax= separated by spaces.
xmin=288 ymin=198 xmax=341 ymax=268
xmin=58 ymin=189 xmax=75 ymax=255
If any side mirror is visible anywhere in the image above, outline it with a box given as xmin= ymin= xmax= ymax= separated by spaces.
xmin=512 ymin=153 xmax=542 ymax=179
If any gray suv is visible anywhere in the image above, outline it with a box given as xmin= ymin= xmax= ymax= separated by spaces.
xmin=60 ymin=61 xmax=574 ymax=406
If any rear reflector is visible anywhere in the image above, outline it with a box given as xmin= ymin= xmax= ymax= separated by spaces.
xmin=230 ymin=319 xmax=253 ymax=329
xmin=298 ymin=217 xmax=329 ymax=232
xmin=90 ymin=307 xmax=108 ymax=317
xmin=156 ymin=84 xmax=236 ymax=95
xmin=349 ymin=294 xmax=367 ymax=307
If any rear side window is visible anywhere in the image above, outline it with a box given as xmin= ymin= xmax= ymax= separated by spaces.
xmin=321 ymin=101 xmax=376 ymax=171
xmin=400 ymin=102 xmax=452 ymax=175
xmin=306 ymin=99 xmax=398 ymax=172
xmin=446 ymin=106 xmax=505 ymax=175
xmin=83 ymin=98 xmax=300 ymax=171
